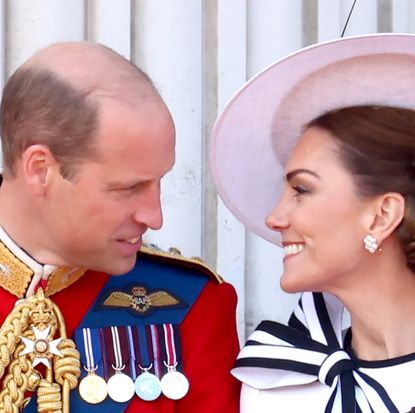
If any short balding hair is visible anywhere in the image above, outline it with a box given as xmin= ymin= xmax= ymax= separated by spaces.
xmin=0 ymin=43 xmax=157 ymax=180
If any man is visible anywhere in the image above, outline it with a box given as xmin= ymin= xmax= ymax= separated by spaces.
xmin=0 ymin=42 xmax=240 ymax=412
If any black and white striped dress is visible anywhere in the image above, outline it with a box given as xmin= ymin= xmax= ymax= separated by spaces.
xmin=233 ymin=292 xmax=415 ymax=412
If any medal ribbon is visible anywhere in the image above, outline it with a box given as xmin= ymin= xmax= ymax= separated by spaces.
xmin=134 ymin=325 xmax=149 ymax=370
xmin=112 ymin=326 xmax=125 ymax=369
xmin=163 ymin=323 xmax=177 ymax=366
xmin=159 ymin=323 xmax=183 ymax=371
xmin=102 ymin=326 xmax=131 ymax=377
xmin=75 ymin=327 xmax=104 ymax=376
xmin=126 ymin=326 xmax=138 ymax=380
xmin=149 ymin=324 xmax=163 ymax=377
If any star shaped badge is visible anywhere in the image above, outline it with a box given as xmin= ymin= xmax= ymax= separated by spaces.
xmin=20 ymin=326 xmax=63 ymax=368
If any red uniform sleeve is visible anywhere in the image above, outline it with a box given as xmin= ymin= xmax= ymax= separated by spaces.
xmin=177 ymin=280 xmax=241 ymax=413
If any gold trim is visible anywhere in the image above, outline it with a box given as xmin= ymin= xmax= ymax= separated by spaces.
xmin=0 ymin=288 xmax=80 ymax=412
xmin=0 ymin=239 xmax=87 ymax=298
xmin=0 ymin=240 xmax=33 ymax=297
xmin=140 ymin=244 xmax=224 ymax=284
xmin=45 ymin=267 xmax=87 ymax=297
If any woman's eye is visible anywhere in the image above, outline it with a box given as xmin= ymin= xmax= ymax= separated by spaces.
xmin=292 ymin=185 xmax=309 ymax=196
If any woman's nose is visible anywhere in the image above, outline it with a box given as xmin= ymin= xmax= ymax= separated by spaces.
xmin=265 ymin=196 xmax=290 ymax=232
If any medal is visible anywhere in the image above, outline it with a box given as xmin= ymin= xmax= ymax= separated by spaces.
xmin=2 ymin=288 xmax=81 ymax=413
xmin=127 ymin=325 xmax=162 ymax=401
xmin=135 ymin=369 xmax=162 ymax=401
xmin=106 ymin=326 xmax=135 ymax=403
xmin=75 ymin=328 xmax=107 ymax=404
xmin=159 ymin=324 xmax=190 ymax=400
xmin=79 ymin=372 xmax=108 ymax=404
xmin=160 ymin=368 xmax=189 ymax=400
xmin=107 ymin=369 xmax=135 ymax=403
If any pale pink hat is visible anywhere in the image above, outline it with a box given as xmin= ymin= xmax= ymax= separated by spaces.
xmin=209 ymin=33 xmax=415 ymax=245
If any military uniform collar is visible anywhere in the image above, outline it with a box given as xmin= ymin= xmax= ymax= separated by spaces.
xmin=0 ymin=226 xmax=87 ymax=298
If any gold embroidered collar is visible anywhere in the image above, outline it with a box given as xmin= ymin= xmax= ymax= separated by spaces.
xmin=0 ymin=227 xmax=87 ymax=298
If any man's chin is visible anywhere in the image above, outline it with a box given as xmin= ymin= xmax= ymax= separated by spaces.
xmin=94 ymin=256 xmax=138 ymax=276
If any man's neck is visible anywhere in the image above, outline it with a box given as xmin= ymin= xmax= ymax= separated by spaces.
xmin=0 ymin=226 xmax=86 ymax=298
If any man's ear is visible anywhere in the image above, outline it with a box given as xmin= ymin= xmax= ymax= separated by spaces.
xmin=366 ymin=192 xmax=405 ymax=242
xmin=21 ymin=144 xmax=58 ymax=196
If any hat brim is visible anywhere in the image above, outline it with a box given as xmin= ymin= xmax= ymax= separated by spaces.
xmin=209 ymin=33 xmax=415 ymax=245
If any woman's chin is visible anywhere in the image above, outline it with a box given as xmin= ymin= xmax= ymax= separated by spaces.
xmin=280 ymin=276 xmax=305 ymax=294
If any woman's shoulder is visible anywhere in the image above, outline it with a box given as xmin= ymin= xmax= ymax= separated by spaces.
xmin=240 ymin=381 xmax=330 ymax=413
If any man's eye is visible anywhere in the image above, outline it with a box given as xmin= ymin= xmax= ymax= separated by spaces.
xmin=113 ymin=184 xmax=141 ymax=193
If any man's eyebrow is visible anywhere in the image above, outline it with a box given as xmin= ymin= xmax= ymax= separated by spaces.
xmin=285 ymin=169 xmax=320 ymax=182
xmin=107 ymin=178 xmax=149 ymax=189
xmin=107 ymin=172 xmax=171 ymax=189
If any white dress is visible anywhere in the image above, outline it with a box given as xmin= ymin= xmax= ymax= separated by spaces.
xmin=233 ymin=292 xmax=415 ymax=413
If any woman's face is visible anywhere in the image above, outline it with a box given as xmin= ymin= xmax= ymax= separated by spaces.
xmin=266 ymin=126 xmax=373 ymax=294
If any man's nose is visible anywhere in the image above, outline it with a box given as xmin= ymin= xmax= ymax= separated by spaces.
xmin=133 ymin=185 xmax=163 ymax=230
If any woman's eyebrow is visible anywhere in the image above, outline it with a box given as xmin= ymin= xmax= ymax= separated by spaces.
xmin=285 ymin=168 xmax=320 ymax=182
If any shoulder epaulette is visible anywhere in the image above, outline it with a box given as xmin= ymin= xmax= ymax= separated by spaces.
xmin=139 ymin=244 xmax=224 ymax=284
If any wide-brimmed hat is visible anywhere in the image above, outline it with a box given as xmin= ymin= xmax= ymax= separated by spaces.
xmin=209 ymin=33 xmax=415 ymax=245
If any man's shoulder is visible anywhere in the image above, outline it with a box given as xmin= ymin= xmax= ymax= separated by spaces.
xmin=137 ymin=244 xmax=224 ymax=285
xmin=82 ymin=245 xmax=227 ymax=327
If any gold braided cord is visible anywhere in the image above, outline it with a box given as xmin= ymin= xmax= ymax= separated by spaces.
xmin=0 ymin=343 xmax=33 ymax=413
xmin=0 ymin=289 xmax=80 ymax=413
xmin=54 ymin=339 xmax=80 ymax=389
xmin=37 ymin=380 xmax=62 ymax=412
xmin=0 ymin=305 xmax=32 ymax=379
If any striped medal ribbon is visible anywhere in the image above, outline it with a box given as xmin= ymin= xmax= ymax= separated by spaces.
xmin=104 ymin=326 xmax=135 ymax=403
xmin=159 ymin=323 xmax=189 ymax=400
xmin=76 ymin=327 xmax=108 ymax=404
xmin=128 ymin=324 xmax=162 ymax=401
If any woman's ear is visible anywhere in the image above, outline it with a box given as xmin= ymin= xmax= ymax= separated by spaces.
xmin=21 ymin=144 xmax=58 ymax=196
xmin=367 ymin=192 xmax=405 ymax=241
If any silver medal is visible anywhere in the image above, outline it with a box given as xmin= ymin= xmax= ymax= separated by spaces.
xmin=134 ymin=371 xmax=162 ymax=401
xmin=160 ymin=370 xmax=190 ymax=400
xmin=107 ymin=371 xmax=135 ymax=403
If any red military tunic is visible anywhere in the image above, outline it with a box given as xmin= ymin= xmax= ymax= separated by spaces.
xmin=0 ymin=243 xmax=240 ymax=413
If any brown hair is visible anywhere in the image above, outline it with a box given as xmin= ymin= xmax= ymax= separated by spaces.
xmin=0 ymin=67 xmax=99 ymax=180
xmin=308 ymin=106 xmax=415 ymax=271
xmin=0 ymin=43 xmax=158 ymax=181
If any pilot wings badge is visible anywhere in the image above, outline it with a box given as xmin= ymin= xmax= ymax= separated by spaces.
xmin=100 ymin=285 xmax=188 ymax=316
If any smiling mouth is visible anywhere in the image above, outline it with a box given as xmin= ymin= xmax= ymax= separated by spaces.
xmin=123 ymin=236 xmax=141 ymax=245
xmin=283 ymin=243 xmax=305 ymax=256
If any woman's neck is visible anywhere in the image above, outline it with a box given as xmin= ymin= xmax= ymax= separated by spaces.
xmin=338 ymin=260 xmax=415 ymax=361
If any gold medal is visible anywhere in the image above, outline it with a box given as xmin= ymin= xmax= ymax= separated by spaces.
xmin=79 ymin=372 xmax=108 ymax=404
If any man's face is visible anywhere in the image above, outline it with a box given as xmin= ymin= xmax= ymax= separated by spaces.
xmin=44 ymin=97 xmax=175 ymax=274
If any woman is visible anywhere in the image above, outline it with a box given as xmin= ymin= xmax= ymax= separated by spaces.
xmin=209 ymin=34 xmax=415 ymax=412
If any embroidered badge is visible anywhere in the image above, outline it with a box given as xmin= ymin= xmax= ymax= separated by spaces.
xmin=97 ymin=284 xmax=188 ymax=317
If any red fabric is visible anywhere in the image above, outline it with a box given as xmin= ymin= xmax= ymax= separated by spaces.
xmin=0 ymin=270 xmax=110 ymax=337
xmin=52 ymin=270 xmax=110 ymax=335
xmin=0 ymin=272 xmax=240 ymax=413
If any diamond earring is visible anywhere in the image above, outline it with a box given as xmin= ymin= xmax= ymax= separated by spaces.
xmin=363 ymin=234 xmax=378 ymax=253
